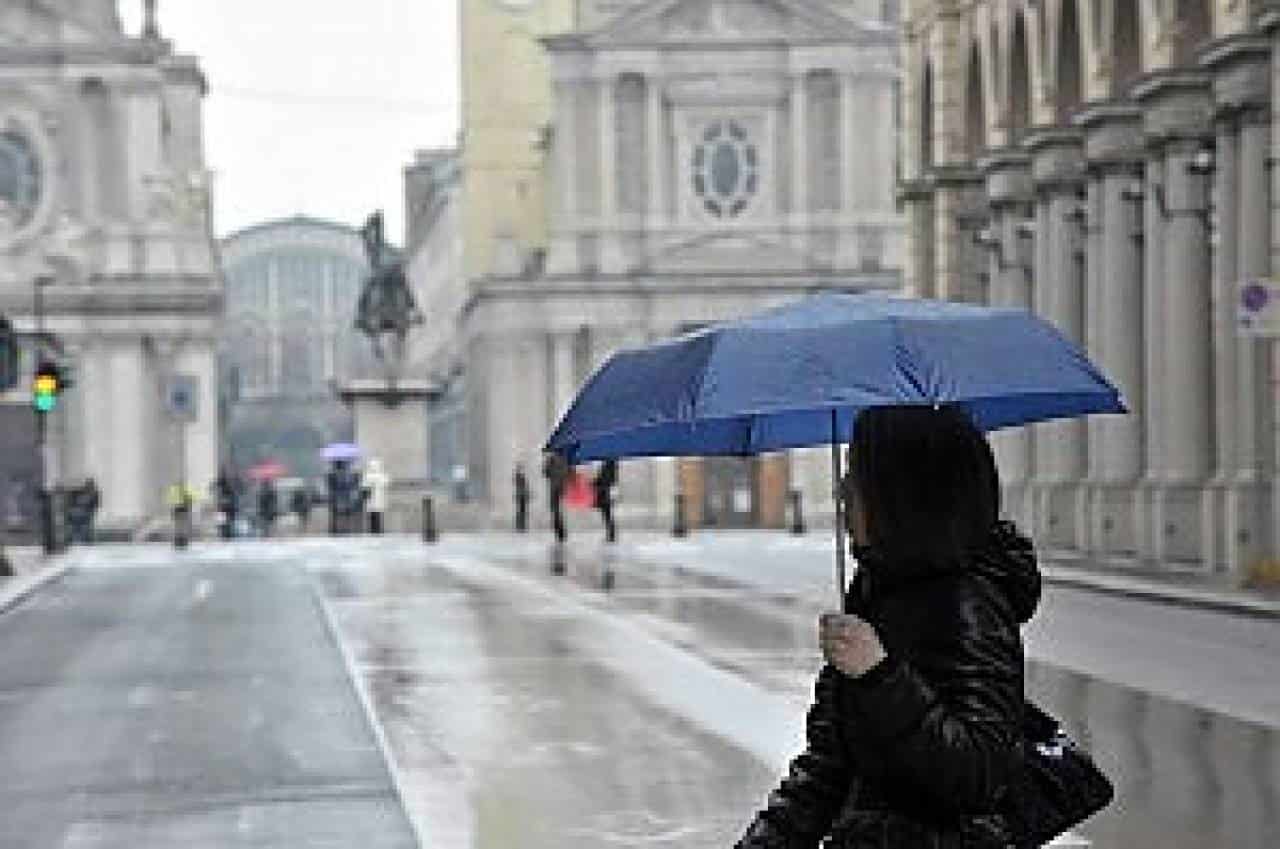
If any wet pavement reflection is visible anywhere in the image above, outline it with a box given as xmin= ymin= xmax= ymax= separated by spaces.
xmin=311 ymin=539 xmax=1280 ymax=849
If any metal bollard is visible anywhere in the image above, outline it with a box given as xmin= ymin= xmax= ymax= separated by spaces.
xmin=173 ymin=505 xmax=191 ymax=549
xmin=672 ymin=493 xmax=688 ymax=538
xmin=421 ymin=496 xmax=438 ymax=543
xmin=789 ymin=489 xmax=806 ymax=535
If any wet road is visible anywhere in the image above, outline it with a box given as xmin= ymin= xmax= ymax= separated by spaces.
xmin=308 ymin=535 xmax=1280 ymax=849
xmin=0 ymin=556 xmax=416 ymax=849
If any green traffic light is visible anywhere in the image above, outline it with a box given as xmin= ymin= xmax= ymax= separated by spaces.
xmin=34 ymin=393 xmax=55 ymax=413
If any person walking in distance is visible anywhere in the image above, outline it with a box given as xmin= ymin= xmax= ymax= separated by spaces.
xmin=592 ymin=459 xmax=619 ymax=544
xmin=364 ymin=457 xmax=390 ymax=534
xmin=291 ymin=485 xmax=312 ymax=534
xmin=542 ymin=452 xmax=569 ymax=543
xmin=257 ymin=478 xmax=278 ymax=538
xmin=513 ymin=463 xmax=530 ymax=533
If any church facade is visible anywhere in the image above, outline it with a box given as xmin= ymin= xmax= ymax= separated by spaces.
xmin=410 ymin=0 xmax=904 ymax=528
xmin=0 ymin=2 xmax=221 ymax=536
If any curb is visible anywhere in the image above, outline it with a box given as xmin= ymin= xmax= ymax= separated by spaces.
xmin=0 ymin=559 xmax=71 ymax=616
xmin=1041 ymin=567 xmax=1280 ymax=618
xmin=306 ymin=569 xmax=425 ymax=849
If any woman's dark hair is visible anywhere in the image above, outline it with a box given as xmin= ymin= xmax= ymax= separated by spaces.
xmin=848 ymin=404 xmax=999 ymax=567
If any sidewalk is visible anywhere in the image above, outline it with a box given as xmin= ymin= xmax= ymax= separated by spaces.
xmin=609 ymin=530 xmax=1280 ymax=618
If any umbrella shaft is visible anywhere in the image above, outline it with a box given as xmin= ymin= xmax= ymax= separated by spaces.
xmin=831 ymin=411 xmax=847 ymax=607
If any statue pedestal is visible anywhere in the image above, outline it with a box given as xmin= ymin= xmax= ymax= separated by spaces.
xmin=339 ymin=379 xmax=436 ymax=531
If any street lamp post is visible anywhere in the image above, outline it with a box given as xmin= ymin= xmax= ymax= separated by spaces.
xmin=33 ymin=274 xmax=55 ymax=554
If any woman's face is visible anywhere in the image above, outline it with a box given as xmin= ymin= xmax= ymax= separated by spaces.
xmin=840 ymin=471 xmax=870 ymax=546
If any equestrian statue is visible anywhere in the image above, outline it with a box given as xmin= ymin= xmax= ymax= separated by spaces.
xmin=354 ymin=210 xmax=424 ymax=383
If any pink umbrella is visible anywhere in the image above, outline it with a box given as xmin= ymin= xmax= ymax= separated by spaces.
xmin=246 ymin=460 xmax=287 ymax=481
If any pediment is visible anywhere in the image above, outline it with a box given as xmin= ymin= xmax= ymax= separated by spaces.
xmin=587 ymin=0 xmax=868 ymax=47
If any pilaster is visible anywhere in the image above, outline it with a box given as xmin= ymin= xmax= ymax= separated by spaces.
xmin=1078 ymin=103 xmax=1145 ymax=558
xmin=1025 ymin=127 xmax=1087 ymax=551
xmin=1134 ymin=70 xmax=1215 ymax=565
xmin=980 ymin=149 xmax=1034 ymax=530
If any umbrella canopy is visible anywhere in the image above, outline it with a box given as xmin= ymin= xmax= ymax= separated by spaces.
xmin=246 ymin=460 xmax=287 ymax=481
xmin=322 ymin=442 xmax=362 ymax=462
xmin=547 ymin=292 xmax=1125 ymax=463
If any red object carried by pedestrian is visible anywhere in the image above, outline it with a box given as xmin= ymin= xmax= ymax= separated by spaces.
xmin=564 ymin=470 xmax=595 ymax=510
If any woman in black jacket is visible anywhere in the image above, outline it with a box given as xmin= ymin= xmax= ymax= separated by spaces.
xmin=737 ymin=404 xmax=1042 ymax=849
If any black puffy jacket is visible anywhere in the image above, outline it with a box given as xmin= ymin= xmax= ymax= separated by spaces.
xmin=736 ymin=521 xmax=1042 ymax=849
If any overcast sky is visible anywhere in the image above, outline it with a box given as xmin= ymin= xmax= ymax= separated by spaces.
xmin=119 ymin=1 xmax=460 ymax=242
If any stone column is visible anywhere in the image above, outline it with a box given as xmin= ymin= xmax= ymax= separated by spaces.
xmin=124 ymin=84 xmax=162 ymax=222
xmin=1205 ymin=111 xmax=1240 ymax=572
xmin=1204 ymin=36 xmax=1273 ymax=575
xmin=982 ymin=151 xmax=1034 ymax=529
xmin=1136 ymin=148 xmax=1167 ymax=561
xmin=1080 ymin=105 xmax=1145 ymax=558
xmin=646 ymin=78 xmax=666 ymax=225
xmin=900 ymin=179 xmax=936 ymax=298
xmin=598 ymin=74 xmax=621 ymax=273
xmin=933 ymin=168 xmax=984 ymax=302
xmin=790 ymin=71 xmax=809 ymax=256
xmin=1133 ymin=70 xmax=1216 ymax=566
xmin=1231 ymin=104 xmax=1273 ymax=571
xmin=550 ymin=330 xmax=576 ymax=427
xmin=1027 ymin=129 xmax=1088 ymax=550
xmin=547 ymin=78 xmax=580 ymax=275
xmin=1158 ymin=135 xmax=1214 ymax=562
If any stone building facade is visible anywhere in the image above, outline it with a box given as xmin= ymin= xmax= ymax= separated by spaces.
xmin=0 ymin=1 xmax=221 ymax=535
xmin=218 ymin=217 xmax=375 ymax=482
xmin=900 ymin=0 xmax=1279 ymax=575
xmin=411 ymin=0 xmax=904 ymax=528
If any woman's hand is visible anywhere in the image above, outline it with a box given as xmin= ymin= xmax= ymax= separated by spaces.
xmin=819 ymin=612 xmax=888 ymax=678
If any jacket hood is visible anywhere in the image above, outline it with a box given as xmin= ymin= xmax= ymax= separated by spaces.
xmin=852 ymin=520 xmax=1042 ymax=624
xmin=965 ymin=520 xmax=1042 ymax=624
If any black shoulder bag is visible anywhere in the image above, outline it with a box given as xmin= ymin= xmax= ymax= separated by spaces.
xmin=1002 ymin=700 xmax=1114 ymax=848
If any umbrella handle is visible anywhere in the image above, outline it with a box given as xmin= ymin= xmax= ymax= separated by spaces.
xmin=832 ymin=411 xmax=847 ymax=608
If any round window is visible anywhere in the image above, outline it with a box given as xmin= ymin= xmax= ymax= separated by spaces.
xmin=692 ymin=120 xmax=758 ymax=218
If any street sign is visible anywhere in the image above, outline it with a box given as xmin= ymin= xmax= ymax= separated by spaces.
xmin=165 ymin=373 xmax=198 ymax=422
xmin=1238 ymin=278 xmax=1280 ymax=337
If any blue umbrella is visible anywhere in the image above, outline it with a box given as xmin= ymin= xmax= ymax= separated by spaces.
xmin=546 ymin=292 xmax=1126 ymax=600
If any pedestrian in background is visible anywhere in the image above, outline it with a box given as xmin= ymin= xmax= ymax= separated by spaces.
xmin=736 ymin=405 xmax=1045 ymax=849
xmin=513 ymin=463 xmax=530 ymax=533
xmin=592 ymin=459 xmax=618 ymax=544
xmin=291 ymin=485 xmax=311 ymax=534
xmin=542 ymin=452 xmax=568 ymax=543
xmin=257 ymin=478 xmax=278 ymax=538
xmin=364 ymin=457 xmax=389 ymax=534
xmin=215 ymin=469 xmax=237 ymax=539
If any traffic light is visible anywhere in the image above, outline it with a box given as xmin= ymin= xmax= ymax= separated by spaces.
xmin=0 ymin=317 xmax=18 ymax=392
xmin=33 ymin=360 xmax=61 ymax=413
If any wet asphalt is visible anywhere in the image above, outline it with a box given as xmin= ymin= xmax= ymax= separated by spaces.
xmin=1 ymin=536 xmax=1276 ymax=848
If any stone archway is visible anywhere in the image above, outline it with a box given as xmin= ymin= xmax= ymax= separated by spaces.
xmin=1113 ymin=0 xmax=1142 ymax=95
xmin=1010 ymin=11 xmax=1031 ymax=142
xmin=1057 ymin=0 xmax=1083 ymax=123
xmin=965 ymin=42 xmax=987 ymax=157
